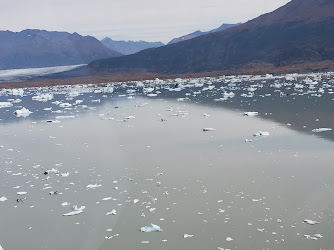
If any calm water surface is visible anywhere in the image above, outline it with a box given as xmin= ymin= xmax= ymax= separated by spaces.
xmin=0 ymin=74 xmax=334 ymax=249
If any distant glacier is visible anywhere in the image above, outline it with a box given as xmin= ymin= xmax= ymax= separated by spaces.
xmin=0 ymin=64 xmax=86 ymax=82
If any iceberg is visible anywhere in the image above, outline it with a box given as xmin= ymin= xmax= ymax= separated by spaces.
xmin=14 ymin=107 xmax=33 ymax=118
xmin=253 ymin=131 xmax=270 ymax=137
xmin=312 ymin=128 xmax=332 ymax=133
xmin=242 ymin=112 xmax=258 ymax=116
xmin=140 ymin=224 xmax=162 ymax=232
xmin=0 ymin=102 xmax=13 ymax=108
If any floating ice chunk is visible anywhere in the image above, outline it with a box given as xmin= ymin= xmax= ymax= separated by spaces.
xmin=133 ymin=199 xmax=139 ymax=204
xmin=12 ymin=88 xmax=24 ymax=96
xmin=63 ymin=205 xmax=85 ymax=216
xmin=106 ymin=209 xmax=117 ymax=215
xmin=242 ymin=112 xmax=258 ymax=116
xmin=86 ymin=184 xmax=102 ymax=189
xmin=0 ymin=196 xmax=7 ymax=202
xmin=32 ymin=93 xmax=53 ymax=102
xmin=124 ymin=116 xmax=135 ymax=120
xmin=102 ymin=197 xmax=112 ymax=201
xmin=17 ymin=191 xmax=27 ymax=195
xmin=0 ymin=243 xmax=3 ymax=250
xmin=203 ymin=128 xmax=215 ymax=132
xmin=226 ymin=237 xmax=233 ymax=242
xmin=63 ymin=210 xmax=83 ymax=216
xmin=140 ymin=224 xmax=162 ymax=232
xmin=303 ymin=219 xmax=318 ymax=225
xmin=59 ymin=103 xmax=72 ymax=108
xmin=253 ymin=131 xmax=270 ymax=137
xmin=0 ymin=102 xmax=13 ymax=108
xmin=147 ymin=93 xmax=158 ymax=97
xmin=149 ymin=207 xmax=156 ymax=212
xmin=312 ymin=128 xmax=332 ymax=133
xmin=55 ymin=115 xmax=75 ymax=119
xmin=105 ymin=234 xmax=119 ymax=240
xmin=61 ymin=172 xmax=69 ymax=177
xmin=183 ymin=234 xmax=194 ymax=238
xmin=61 ymin=202 xmax=70 ymax=206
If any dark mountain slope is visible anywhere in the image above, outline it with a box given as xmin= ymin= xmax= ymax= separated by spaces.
xmin=167 ymin=23 xmax=240 ymax=45
xmin=88 ymin=0 xmax=334 ymax=74
xmin=0 ymin=29 xmax=122 ymax=70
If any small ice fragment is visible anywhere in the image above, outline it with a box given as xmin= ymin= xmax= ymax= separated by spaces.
xmin=0 ymin=102 xmax=13 ymax=108
xmin=14 ymin=107 xmax=33 ymax=118
xmin=242 ymin=112 xmax=258 ymax=116
xmin=17 ymin=192 xmax=27 ymax=195
xmin=184 ymin=234 xmax=194 ymax=238
xmin=61 ymin=202 xmax=70 ymax=206
xmin=102 ymin=197 xmax=112 ymax=201
xmin=140 ymin=224 xmax=162 ymax=232
xmin=303 ymin=219 xmax=318 ymax=225
xmin=226 ymin=237 xmax=233 ymax=242
xmin=106 ymin=209 xmax=117 ymax=215
xmin=0 ymin=196 xmax=7 ymax=202
xmin=86 ymin=184 xmax=102 ymax=189
xmin=312 ymin=128 xmax=332 ymax=133
xmin=61 ymin=172 xmax=69 ymax=177
xmin=149 ymin=207 xmax=156 ymax=212
xmin=203 ymin=128 xmax=215 ymax=132
xmin=253 ymin=131 xmax=269 ymax=137
xmin=105 ymin=234 xmax=119 ymax=240
xmin=141 ymin=241 xmax=150 ymax=244
xmin=133 ymin=199 xmax=139 ymax=204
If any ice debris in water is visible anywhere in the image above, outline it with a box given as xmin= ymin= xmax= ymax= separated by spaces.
xmin=32 ymin=93 xmax=53 ymax=102
xmin=140 ymin=224 xmax=162 ymax=232
xmin=106 ymin=209 xmax=117 ymax=215
xmin=303 ymin=219 xmax=318 ymax=225
xmin=253 ymin=131 xmax=270 ymax=137
xmin=242 ymin=112 xmax=258 ymax=116
xmin=63 ymin=205 xmax=85 ymax=216
xmin=183 ymin=234 xmax=194 ymax=238
xmin=312 ymin=128 xmax=332 ymax=133
xmin=0 ymin=196 xmax=7 ymax=202
xmin=86 ymin=184 xmax=102 ymax=189
xmin=14 ymin=107 xmax=33 ymax=118
xmin=203 ymin=128 xmax=215 ymax=132
xmin=0 ymin=102 xmax=13 ymax=108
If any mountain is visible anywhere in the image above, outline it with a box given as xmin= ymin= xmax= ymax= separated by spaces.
xmin=0 ymin=29 xmax=123 ymax=70
xmin=167 ymin=23 xmax=240 ymax=45
xmin=87 ymin=0 xmax=334 ymax=75
xmin=101 ymin=37 xmax=164 ymax=55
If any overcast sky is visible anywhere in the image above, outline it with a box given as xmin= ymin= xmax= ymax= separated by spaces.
xmin=1 ymin=0 xmax=290 ymax=43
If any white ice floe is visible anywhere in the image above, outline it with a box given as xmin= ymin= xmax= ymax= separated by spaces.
xmin=32 ymin=93 xmax=53 ymax=102
xmin=0 ymin=102 xmax=13 ymax=108
xmin=242 ymin=112 xmax=258 ymax=116
xmin=17 ymin=191 xmax=27 ymax=195
xmin=253 ymin=131 xmax=270 ymax=137
xmin=140 ymin=224 xmax=162 ymax=232
xmin=106 ymin=209 xmax=117 ymax=215
xmin=312 ymin=128 xmax=332 ymax=133
xmin=86 ymin=184 xmax=102 ymax=189
xmin=226 ymin=237 xmax=233 ymax=242
xmin=203 ymin=128 xmax=215 ymax=132
xmin=303 ymin=219 xmax=318 ymax=225
xmin=183 ymin=234 xmax=194 ymax=238
xmin=0 ymin=196 xmax=7 ymax=202
xmin=63 ymin=205 xmax=85 ymax=216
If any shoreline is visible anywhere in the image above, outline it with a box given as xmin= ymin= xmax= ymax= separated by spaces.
xmin=1 ymin=60 xmax=334 ymax=89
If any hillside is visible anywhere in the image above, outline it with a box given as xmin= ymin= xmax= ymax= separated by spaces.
xmin=88 ymin=0 xmax=334 ymax=74
xmin=0 ymin=29 xmax=123 ymax=70
xmin=167 ymin=23 xmax=240 ymax=45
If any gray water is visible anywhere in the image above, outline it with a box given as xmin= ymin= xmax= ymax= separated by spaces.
xmin=0 ymin=73 xmax=334 ymax=249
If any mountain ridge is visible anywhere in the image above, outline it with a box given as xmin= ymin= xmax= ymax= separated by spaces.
xmin=0 ymin=29 xmax=122 ymax=70
xmin=88 ymin=0 xmax=334 ymax=74
xmin=101 ymin=37 xmax=164 ymax=55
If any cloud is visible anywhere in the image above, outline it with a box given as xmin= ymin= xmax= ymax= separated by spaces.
xmin=0 ymin=0 xmax=291 ymax=43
